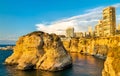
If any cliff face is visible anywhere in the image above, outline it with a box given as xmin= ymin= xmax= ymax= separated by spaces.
xmin=5 ymin=31 xmax=72 ymax=71
xmin=63 ymin=37 xmax=120 ymax=58
xmin=102 ymin=47 xmax=120 ymax=76
xmin=62 ymin=38 xmax=109 ymax=58
xmin=62 ymin=36 xmax=120 ymax=76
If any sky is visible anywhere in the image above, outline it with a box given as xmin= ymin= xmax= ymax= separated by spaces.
xmin=0 ymin=0 xmax=120 ymax=44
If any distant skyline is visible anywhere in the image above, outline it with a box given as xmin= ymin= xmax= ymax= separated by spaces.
xmin=0 ymin=0 xmax=120 ymax=44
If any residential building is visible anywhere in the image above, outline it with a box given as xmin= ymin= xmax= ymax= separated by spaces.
xmin=66 ymin=27 xmax=74 ymax=37
xmin=102 ymin=6 xmax=116 ymax=36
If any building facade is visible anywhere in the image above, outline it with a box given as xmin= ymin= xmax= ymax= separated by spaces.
xmin=95 ymin=20 xmax=103 ymax=37
xmin=102 ymin=6 xmax=116 ymax=36
xmin=66 ymin=27 xmax=74 ymax=37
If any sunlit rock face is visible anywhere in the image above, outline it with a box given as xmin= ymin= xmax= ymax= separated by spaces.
xmin=62 ymin=37 xmax=115 ymax=58
xmin=5 ymin=31 xmax=72 ymax=71
xmin=62 ymin=39 xmax=70 ymax=52
xmin=102 ymin=47 xmax=120 ymax=76
xmin=62 ymin=36 xmax=120 ymax=76
xmin=69 ymin=38 xmax=79 ymax=53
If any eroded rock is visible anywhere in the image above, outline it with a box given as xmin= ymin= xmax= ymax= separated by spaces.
xmin=5 ymin=31 xmax=72 ymax=71
xmin=102 ymin=47 xmax=120 ymax=76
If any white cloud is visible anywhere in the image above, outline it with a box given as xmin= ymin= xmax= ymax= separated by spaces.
xmin=112 ymin=3 xmax=120 ymax=8
xmin=85 ymin=6 xmax=104 ymax=12
xmin=36 ymin=3 xmax=120 ymax=35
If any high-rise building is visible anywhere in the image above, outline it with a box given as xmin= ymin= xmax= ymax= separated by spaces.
xmin=66 ymin=27 xmax=74 ymax=37
xmin=102 ymin=6 xmax=116 ymax=36
xmin=95 ymin=20 xmax=103 ymax=37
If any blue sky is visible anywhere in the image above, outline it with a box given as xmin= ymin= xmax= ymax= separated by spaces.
xmin=0 ymin=0 xmax=120 ymax=44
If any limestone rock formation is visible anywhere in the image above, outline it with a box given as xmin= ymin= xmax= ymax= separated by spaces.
xmin=102 ymin=47 xmax=120 ymax=76
xmin=62 ymin=36 xmax=120 ymax=75
xmin=62 ymin=38 xmax=71 ymax=52
xmin=69 ymin=38 xmax=79 ymax=53
xmin=5 ymin=31 xmax=72 ymax=71
xmin=62 ymin=37 xmax=112 ymax=58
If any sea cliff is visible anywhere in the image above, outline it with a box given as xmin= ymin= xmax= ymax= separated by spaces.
xmin=62 ymin=37 xmax=111 ymax=58
xmin=62 ymin=36 xmax=120 ymax=76
xmin=5 ymin=31 xmax=72 ymax=71
xmin=4 ymin=31 xmax=120 ymax=74
xmin=62 ymin=36 xmax=120 ymax=59
xmin=102 ymin=46 xmax=120 ymax=76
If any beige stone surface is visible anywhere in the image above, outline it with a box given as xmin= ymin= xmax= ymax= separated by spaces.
xmin=62 ymin=37 xmax=109 ymax=57
xmin=5 ymin=31 xmax=72 ymax=71
xmin=102 ymin=47 xmax=120 ymax=76
xmin=62 ymin=36 xmax=120 ymax=76
xmin=69 ymin=38 xmax=79 ymax=53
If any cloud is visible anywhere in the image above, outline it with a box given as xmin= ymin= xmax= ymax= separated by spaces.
xmin=85 ymin=6 xmax=104 ymax=12
xmin=36 ymin=3 xmax=120 ymax=35
xmin=36 ymin=7 xmax=102 ymax=35
xmin=112 ymin=3 xmax=120 ymax=8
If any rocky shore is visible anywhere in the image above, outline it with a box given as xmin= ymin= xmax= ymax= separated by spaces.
xmin=5 ymin=31 xmax=72 ymax=71
xmin=62 ymin=36 xmax=120 ymax=76
xmin=102 ymin=47 xmax=120 ymax=76
xmin=62 ymin=37 xmax=110 ymax=59
xmin=4 ymin=31 xmax=120 ymax=75
xmin=0 ymin=46 xmax=14 ymax=50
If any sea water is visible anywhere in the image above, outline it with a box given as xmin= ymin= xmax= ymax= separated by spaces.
xmin=0 ymin=45 xmax=104 ymax=76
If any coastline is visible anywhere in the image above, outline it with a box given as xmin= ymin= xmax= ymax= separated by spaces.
xmin=0 ymin=45 xmax=14 ymax=51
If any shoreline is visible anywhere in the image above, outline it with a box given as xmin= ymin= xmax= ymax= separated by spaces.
xmin=0 ymin=45 xmax=14 ymax=51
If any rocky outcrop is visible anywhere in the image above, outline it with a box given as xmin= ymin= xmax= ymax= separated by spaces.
xmin=62 ymin=36 xmax=120 ymax=76
xmin=62 ymin=37 xmax=120 ymax=59
xmin=62 ymin=38 xmax=71 ymax=52
xmin=5 ymin=31 xmax=72 ymax=71
xmin=0 ymin=46 xmax=14 ymax=50
xmin=102 ymin=47 xmax=120 ymax=76
xmin=62 ymin=38 xmax=109 ymax=58
xmin=69 ymin=38 xmax=79 ymax=53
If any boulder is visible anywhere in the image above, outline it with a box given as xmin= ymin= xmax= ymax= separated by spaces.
xmin=5 ymin=31 xmax=72 ymax=71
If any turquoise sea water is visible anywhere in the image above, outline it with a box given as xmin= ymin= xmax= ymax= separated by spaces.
xmin=0 ymin=45 xmax=104 ymax=76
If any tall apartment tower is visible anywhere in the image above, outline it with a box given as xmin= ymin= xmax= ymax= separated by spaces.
xmin=66 ymin=27 xmax=74 ymax=37
xmin=95 ymin=20 xmax=103 ymax=37
xmin=102 ymin=7 xmax=116 ymax=36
